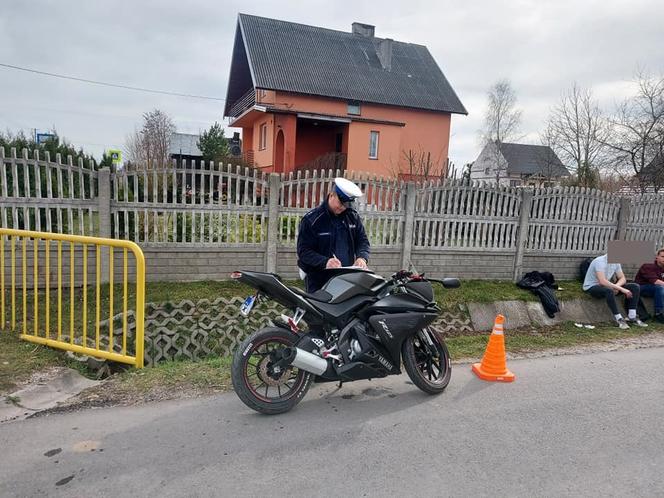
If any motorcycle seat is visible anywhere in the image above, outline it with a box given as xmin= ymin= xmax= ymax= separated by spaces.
xmin=289 ymin=286 xmax=333 ymax=303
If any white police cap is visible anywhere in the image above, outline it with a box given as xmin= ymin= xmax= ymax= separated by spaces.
xmin=333 ymin=177 xmax=363 ymax=201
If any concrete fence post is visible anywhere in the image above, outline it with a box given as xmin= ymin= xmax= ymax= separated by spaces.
xmin=400 ymin=182 xmax=417 ymax=270
xmin=266 ymin=173 xmax=281 ymax=273
xmin=512 ymin=188 xmax=533 ymax=282
xmin=97 ymin=168 xmax=112 ymax=283
xmin=615 ymin=197 xmax=631 ymax=240
xmin=97 ymin=168 xmax=111 ymax=238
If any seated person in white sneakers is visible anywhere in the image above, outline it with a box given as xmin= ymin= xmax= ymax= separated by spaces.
xmin=582 ymin=253 xmax=647 ymax=329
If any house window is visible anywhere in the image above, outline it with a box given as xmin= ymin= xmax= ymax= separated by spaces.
xmin=259 ymin=123 xmax=267 ymax=150
xmin=347 ymin=102 xmax=361 ymax=115
xmin=369 ymin=131 xmax=379 ymax=159
xmin=484 ymin=167 xmax=491 ymax=175
xmin=510 ymin=179 xmax=521 ymax=187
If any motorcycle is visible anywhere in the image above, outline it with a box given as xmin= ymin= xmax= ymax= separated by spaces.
xmin=230 ymin=267 xmax=460 ymax=414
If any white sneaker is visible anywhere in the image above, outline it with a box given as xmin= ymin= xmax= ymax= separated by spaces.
xmin=628 ymin=318 xmax=648 ymax=328
xmin=616 ymin=318 xmax=630 ymax=330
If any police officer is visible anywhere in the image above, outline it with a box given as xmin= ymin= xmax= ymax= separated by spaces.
xmin=297 ymin=178 xmax=371 ymax=292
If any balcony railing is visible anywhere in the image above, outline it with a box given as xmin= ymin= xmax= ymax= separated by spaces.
xmin=228 ymin=89 xmax=256 ymax=118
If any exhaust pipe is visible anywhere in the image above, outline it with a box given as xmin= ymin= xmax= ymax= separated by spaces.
xmin=282 ymin=347 xmax=328 ymax=376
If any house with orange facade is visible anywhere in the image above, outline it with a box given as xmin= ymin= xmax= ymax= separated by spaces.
xmin=224 ymin=14 xmax=467 ymax=178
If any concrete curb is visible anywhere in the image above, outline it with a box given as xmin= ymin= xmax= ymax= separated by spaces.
xmin=468 ymin=297 xmax=654 ymax=331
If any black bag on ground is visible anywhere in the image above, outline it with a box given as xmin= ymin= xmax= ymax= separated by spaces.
xmin=532 ymin=286 xmax=560 ymax=318
xmin=517 ymin=271 xmax=561 ymax=318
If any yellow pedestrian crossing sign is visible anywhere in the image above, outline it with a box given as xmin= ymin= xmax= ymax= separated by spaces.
xmin=109 ymin=149 xmax=122 ymax=165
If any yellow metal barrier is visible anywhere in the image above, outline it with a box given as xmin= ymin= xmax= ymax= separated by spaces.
xmin=0 ymin=228 xmax=145 ymax=368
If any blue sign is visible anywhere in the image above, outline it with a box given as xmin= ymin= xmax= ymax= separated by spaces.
xmin=36 ymin=133 xmax=56 ymax=144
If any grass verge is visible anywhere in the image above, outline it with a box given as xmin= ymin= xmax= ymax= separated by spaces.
xmin=3 ymin=278 xmax=660 ymax=404
xmin=436 ymin=279 xmax=589 ymax=311
xmin=115 ymin=355 xmax=232 ymax=393
xmin=0 ymin=331 xmax=92 ymax=394
xmin=73 ymin=321 xmax=664 ymax=405
xmin=447 ymin=321 xmax=664 ymax=359
xmin=6 ymin=322 xmax=664 ymax=403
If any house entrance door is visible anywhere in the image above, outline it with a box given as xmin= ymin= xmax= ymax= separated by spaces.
xmin=275 ymin=130 xmax=285 ymax=173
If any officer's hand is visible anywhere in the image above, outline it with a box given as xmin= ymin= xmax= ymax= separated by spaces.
xmin=354 ymin=257 xmax=368 ymax=269
xmin=326 ymin=257 xmax=341 ymax=269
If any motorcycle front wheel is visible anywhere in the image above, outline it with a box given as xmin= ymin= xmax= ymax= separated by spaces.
xmin=231 ymin=327 xmax=313 ymax=415
xmin=402 ymin=327 xmax=451 ymax=394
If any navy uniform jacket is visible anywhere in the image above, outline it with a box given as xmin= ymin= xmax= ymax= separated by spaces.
xmin=296 ymin=199 xmax=371 ymax=292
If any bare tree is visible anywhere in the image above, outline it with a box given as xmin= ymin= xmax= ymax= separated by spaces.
xmin=389 ymin=146 xmax=447 ymax=182
xmin=480 ymin=79 xmax=522 ymax=183
xmin=604 ymin=70 xmax=664 ymax=192
xmin=125 ymin=109 xmax=176 ymax=170
xmin=542 ymin=83 xmax=607 ymax=188
xmin=124 ymin=128 xmax=144 ymax=170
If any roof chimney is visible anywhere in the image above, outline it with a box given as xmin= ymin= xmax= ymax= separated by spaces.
xmin=352 ymin=22 xmax=375 ymax=37
xmin=378 ymin=38 xmax=393 ymax=71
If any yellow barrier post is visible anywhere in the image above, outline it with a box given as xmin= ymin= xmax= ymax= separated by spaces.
xmin=1 ymin=233 xmax=4 ymax=329
xmin=0 ymin=228 xmax=145 ymax=368
xmin=45 ymin=240 xmax=50 ymax=339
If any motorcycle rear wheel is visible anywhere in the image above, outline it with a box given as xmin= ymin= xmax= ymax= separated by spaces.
xmin=402 ymin=327 xmax=451 ymax=394
xmin=232 ymin=327 xmax=313 ymax=415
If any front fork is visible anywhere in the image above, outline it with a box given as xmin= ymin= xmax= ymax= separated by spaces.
xmin=417 ymin=327 xmax=441 ymax=357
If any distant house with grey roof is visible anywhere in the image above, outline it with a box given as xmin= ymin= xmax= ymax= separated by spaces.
xmin=636 ymin=153 xmax=664 ymax=193
xmin=169 ymin=132 xmax=243 ymax=167
xmin=223 ymin=14 xmax=466 ymax=177
xmin=170 ymin=133 xmax=203 ymax=166
xmin=471 ymin=142 xmax=570 ymax=187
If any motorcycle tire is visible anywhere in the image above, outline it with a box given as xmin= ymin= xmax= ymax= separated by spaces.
xmin=402 ymin=327 xmax=451 ymax=395
xmin=232 ymin=327 xmax=313 ymax=415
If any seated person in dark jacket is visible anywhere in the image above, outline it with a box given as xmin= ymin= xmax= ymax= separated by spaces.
xmin=296 ymin=178 xmax=371 ymax=293
xmin=582 ymin=253 xmax=647 ymax=329
xmin=635 ymin=247 xmax=664 ymax=323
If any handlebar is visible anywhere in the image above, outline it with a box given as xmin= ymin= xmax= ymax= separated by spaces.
xmin=387 ymin=270 xmax=461 ymax=289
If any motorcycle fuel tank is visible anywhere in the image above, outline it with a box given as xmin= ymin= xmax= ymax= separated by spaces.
xmin=363 ymin=293 xmax=431 ymax=314
xmin=321 ymin=271 xmax=386 ymax=304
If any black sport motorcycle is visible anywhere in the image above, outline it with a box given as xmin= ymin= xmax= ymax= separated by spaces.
xmin=230 ymin=268 xmax=460 ymax=414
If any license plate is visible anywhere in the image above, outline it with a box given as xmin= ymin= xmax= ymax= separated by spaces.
xmin=240 ymin=295 xmax=256 ymax=317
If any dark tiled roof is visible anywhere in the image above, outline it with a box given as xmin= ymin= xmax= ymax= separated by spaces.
xmin=499 ymin=143 xmax=570 ymax=177
xmin=639 ymin=153 xmax=664 ymax=180
xmin=224 ymin=14 xmax=467 ymax=116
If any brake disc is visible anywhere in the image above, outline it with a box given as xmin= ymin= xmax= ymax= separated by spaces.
xmin=258 ymin=356 xmax=291 ymax=387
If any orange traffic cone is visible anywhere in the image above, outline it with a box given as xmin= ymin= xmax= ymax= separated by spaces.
xmin=472 ymin=314 xmax=515 ymax=382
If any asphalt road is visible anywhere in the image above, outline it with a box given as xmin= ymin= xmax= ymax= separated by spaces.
xmin=1 ymin=347 xmax=663 ymax=497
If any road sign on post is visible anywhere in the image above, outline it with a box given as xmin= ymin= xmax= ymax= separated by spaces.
xmin=108 ymin=149 xmax=122 ymax=166
xmin=36 ymin=133 xmax=56 ymax=144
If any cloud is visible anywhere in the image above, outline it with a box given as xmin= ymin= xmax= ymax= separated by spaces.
xmin=1 ymin=0 xmax=662 ymax=166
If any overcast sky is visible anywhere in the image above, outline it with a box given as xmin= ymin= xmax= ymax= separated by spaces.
xmin=1 ymin=0 xmax=662 ymax=168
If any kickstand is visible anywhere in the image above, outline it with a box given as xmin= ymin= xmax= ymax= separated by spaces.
xmin=330 ymin=380 xmax=343 ymax=392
